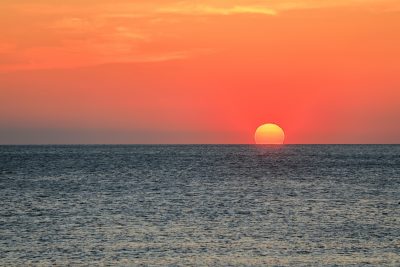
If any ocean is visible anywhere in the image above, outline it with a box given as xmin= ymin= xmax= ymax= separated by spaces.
xmin=1 ymin=145 xmax=399 ymax=266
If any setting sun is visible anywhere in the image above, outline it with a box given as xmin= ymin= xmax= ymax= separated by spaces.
xmin=255 ymin=123 xmax=285 ymax=145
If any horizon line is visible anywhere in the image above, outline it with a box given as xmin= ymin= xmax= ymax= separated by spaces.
xmin=1 ymin=143 xmax=399 ymax=146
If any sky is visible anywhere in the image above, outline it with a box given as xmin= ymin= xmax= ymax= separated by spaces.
xmin=0 ymin=0 xmax=399 ymax=144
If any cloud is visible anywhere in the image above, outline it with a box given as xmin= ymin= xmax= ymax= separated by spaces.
xmin=1 ymin=0 xmax=399 ymax=71
xmin=157 ymin=5 xmax=277 ymax=16
xmin=114 ymin=27 xmax=148 ymax=41
xmin=51 ymin=18 xmax=92 ymax=30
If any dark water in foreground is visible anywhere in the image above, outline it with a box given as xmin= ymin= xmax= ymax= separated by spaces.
xmin=0 ymin=145 xmax=399 ymax=266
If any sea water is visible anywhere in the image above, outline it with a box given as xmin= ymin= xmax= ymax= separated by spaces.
xmin=1 ymin=145 xmax=399 ymax=266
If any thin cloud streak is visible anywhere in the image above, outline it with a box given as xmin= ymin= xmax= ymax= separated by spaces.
xmin=157 ymin=5 xmax=278 ymax=16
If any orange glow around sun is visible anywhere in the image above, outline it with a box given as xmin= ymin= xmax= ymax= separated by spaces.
xmin=255 ymin=124 xmax=285 ymax=145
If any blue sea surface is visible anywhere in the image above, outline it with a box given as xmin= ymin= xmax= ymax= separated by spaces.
xmin=1 ymin=145 xmax=399 ymax=266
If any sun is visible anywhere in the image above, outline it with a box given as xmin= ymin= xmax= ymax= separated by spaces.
xmin=254 ymin=123 xmax=285 ymax=144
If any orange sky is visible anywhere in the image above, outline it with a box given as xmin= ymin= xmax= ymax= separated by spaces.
xmin=0 ymin=0 xmax=399 ymax=144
